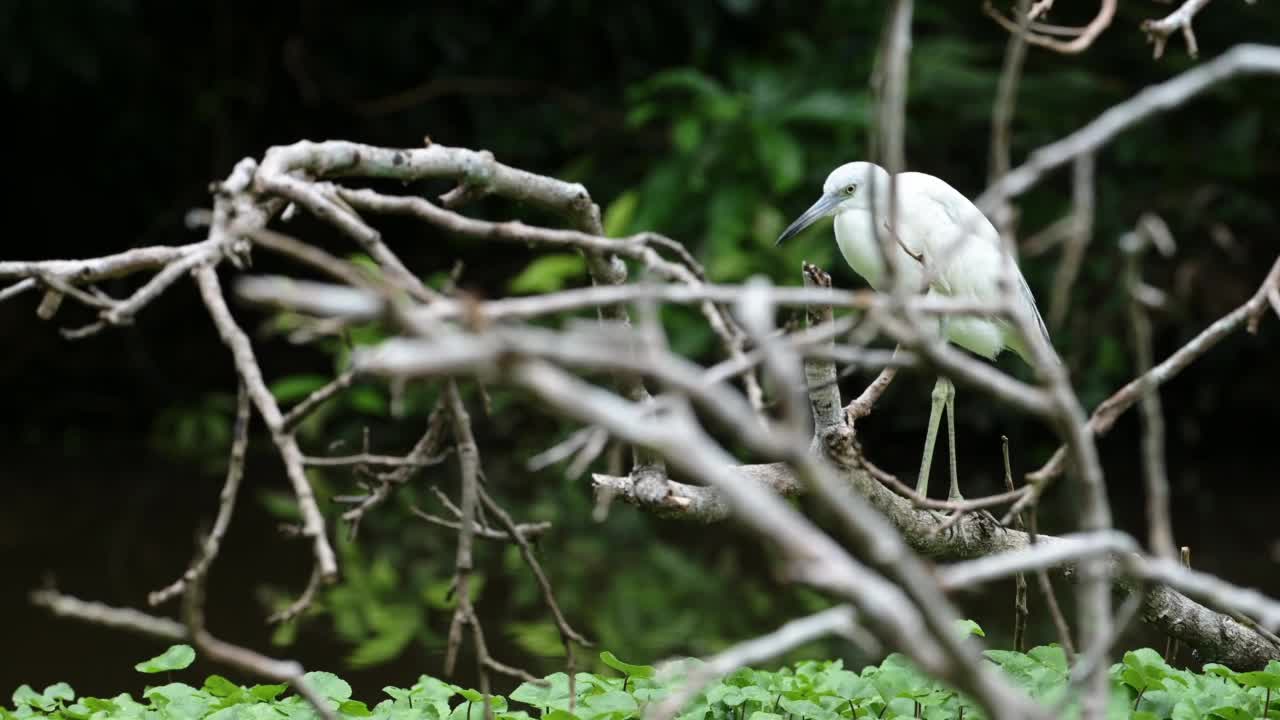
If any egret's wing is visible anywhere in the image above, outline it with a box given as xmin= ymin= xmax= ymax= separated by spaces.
xmin=1010 ymin=267 xmax=1057 ymax=366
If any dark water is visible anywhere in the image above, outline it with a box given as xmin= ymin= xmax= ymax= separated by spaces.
xmin=4 ymin=426 xmax=1280 ymax=702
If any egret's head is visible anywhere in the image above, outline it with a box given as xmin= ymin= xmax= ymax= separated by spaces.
xmin=776 ymin=161 xmax=890 ymax=245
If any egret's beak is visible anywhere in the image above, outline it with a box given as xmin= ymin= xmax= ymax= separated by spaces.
xmin=775 ymin=193 xmax=841 ymax=246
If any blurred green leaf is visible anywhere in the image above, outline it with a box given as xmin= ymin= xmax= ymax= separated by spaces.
xmin=348 ymin=385 xmax=388 ymax=416
xmin=509 ymin=254 xmax=587 ymax=294
xmin=754 ymin=127 xmax=804 ymax=193
xmin=302 ymin=671 xmax=352 ymax=702
xmin=134 ymin=645 xmax=195 ymax=673
xmin=603 ymin=191 xmax=640 ymax=237
xmin=270 ymin=375 xmax=330 ymax=404
xmin=599 ymin=652 xmax=655 ymax=679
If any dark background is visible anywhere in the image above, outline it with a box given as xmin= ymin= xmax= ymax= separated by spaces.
xmin=3 ymin=0 xmax=1279 ymax=702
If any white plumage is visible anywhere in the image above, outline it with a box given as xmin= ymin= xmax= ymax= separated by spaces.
xmin=777 ymin=161 xmax=1053 ymax=502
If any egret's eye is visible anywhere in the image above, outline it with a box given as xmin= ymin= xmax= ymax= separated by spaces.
xmin=844 ymin=183 xmax=857 ymax=196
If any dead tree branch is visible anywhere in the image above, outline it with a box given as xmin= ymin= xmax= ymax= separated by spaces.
xmin=195 ymin=264 xmax=338 ymax=583
xmin=977 ymin=44 xmax=1280 ymax=214
xmin=1142 ymin=0 xmax=1216 ymax=59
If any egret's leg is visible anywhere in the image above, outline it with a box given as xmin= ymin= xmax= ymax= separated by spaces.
xmin=943 ymin=378 xmax=962 ymax=502
xmin=916 ymin=377 xmax=950 ymax=497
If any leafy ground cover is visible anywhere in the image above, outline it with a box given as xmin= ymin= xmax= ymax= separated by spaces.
xmin=8 ymin=632 xmax=1280 ymax=720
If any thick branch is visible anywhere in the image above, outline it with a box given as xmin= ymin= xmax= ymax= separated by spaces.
xmin=591 ymin=449 xmax=1280 ymax=669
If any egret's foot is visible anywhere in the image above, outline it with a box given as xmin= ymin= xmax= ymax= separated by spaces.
xmin=945 ymin=506 xmax=1009 ymax=533
xmin=922 ymin=508 xmax=950 ymax=525
xmin=974 ymin=508 xmax=1008 ymax=533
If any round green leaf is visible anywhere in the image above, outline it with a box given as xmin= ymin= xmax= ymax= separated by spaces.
xmin=134 ymin=644 xmax=196 ymax=673
xmin=599 ymin=651 xmax=655 ymax=679
xmin=302 ymin=671 xmax=353 ymax=702
xmin=42 ymin=684 xmax=74 ymax=703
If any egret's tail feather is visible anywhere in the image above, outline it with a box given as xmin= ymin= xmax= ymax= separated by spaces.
xmin=1014 ymin=270 xmax=1061 ymax=367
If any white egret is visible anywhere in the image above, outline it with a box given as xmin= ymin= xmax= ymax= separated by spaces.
xmin=777 ymin=161 xmax=1053 ymax=503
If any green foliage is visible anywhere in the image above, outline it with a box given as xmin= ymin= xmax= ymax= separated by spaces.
xmin=621 ymin=59 xmax=852 ymax=290
xmin=510 ymin=255 xmax=588 ymax=295
xmin=11 ymin=642 xmax=1280 ymax=720
xmin=149 ymin=393 xmax=236 ymax=474
xmin=133 ymin=645 xmax=196 ymax=674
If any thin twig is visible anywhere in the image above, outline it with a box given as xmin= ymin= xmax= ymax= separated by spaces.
xmin=1047 ymin=155 xmax=1095 ymax=331
xmin=1166 ymin=546 xmax=1191 ymax=664
xmin=1122 ymin=224 xmax=1177 ymax=560
xmin=341 ymin=398 xmax=451 ymax=536
xmin=1017 ymin=255 xmax=1280 ymax=505
xmin=978 ymin=45 xmax=1280 ymax=213
xmin=1029 ymin=508 xmax=1076 ymax=661
xmin=281 ymin=371 xmax=357 ymax=432
xmin=304 ymin=452 xmax=446 ymax=468
xmin=443 ymin=380 xmax=480 ymax=677
xmin=267 ymin=567 xmax=323 ymax=625
xmin=410 ymin=505 xmax=551 ymax=543
xmin=478 ymin=486 xmax=592 ymax=654
xmin=1002 ymin=437 xmax=1029 ymax=653
xmin=984 ymin=0 xmax=1116 ymax=55
xmin=149 ymin=384 xmax=252 ymax=606
xmin=194 ymin=264 xmax=338 ymax=583
xmin=989 ymin=0 xmax=1032 ymax=187
xmin=32 ymin=589 xmax=188 ymax=640
xmin=1141 ymin=0 xmax=1215 ymax=59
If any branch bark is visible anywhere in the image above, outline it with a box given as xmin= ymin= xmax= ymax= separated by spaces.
xmin=591 ymin=451 xmax=1280 ymax=669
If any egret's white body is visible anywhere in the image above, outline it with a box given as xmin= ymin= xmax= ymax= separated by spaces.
xmin=777 ymin=161 xmax=1053 ymax=501
xmin=824 ymin=162 xmax=1049 ymax=362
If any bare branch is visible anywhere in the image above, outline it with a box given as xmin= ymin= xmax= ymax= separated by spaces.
xmin=988 ymin=0 xmax=1032 ymax=186
xmin=938 ymin=532 xmax=1280 ymax=634
xmin=340 ymin=399 xmax=451 ymax=535
xmin=1122 ymin=224 xmax=1177 ymax=561
xmin=507 ymin=361 xmax=1043 ymax=719
xmin=1142 ymin=0 xmax=1215 ymax=59
xmin=194 ymin=264 xmax=338 ymax=583
xmin=181 ymin=561 xmax=337 ymax=720
xmin=304 ymin=452 xmax=446 ymax=468
xmin=410 ymin=505 xmax=551 ymax=542
xmin=0 ymin=241 xmax=211 ymax=283
xmin=32 ymin=589 xmax=188 ymax=640
xmin=443 ymin=380 xmax=481 ymax=678
xmin=149 ymin=384 xmax=252 ymax=606
xmin=1028 ymin=512 xmax=1077 ymax=661
xmin=281 ymin=370 xmax=357 ymax=431
xmin=984 ymin=0 xmax=1116 ymax=55
xmin=1020 ymin=255 xmax=1280 ymax=498
xmin=337 ymin=186 xmax=763 ymax=417
xmin=478 ymin=486 xmax=591 ymax=648
xmin=800 ymin=263 xmax=845 ymax=437
xmin=1046 ymin=155 xmax=1095 ymax=331
xmin=0 ymin=278 xmax=36 ymax=303
xmin=33 ymin=582 xmax=336 ymax=720
xmin=978 ymin=45 xmax=1280 ymax=214
xmin=1002 ymin=439 xmax=1029 ymax=653
xmin=254 ymin=140 xmax=668 ymax=470
xmin=844 ymin=362 xmax=899 ymax=425
xmin=267 ymin=567 xmax=323 ymax=625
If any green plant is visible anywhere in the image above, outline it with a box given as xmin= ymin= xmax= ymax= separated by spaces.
xmin=10 ymin=635 xmax=1280 ymax=720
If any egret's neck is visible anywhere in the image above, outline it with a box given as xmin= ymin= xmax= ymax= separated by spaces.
xmin=833 ymin=208 xmax=887 ymax=291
